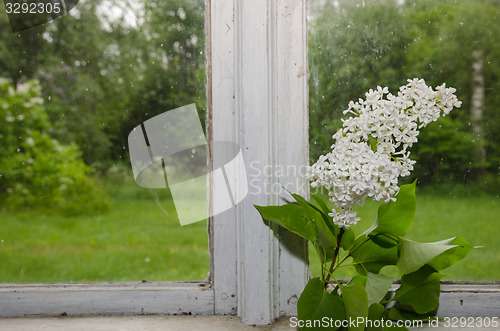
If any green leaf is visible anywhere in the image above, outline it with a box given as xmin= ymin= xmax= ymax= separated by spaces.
xmin=291 ymin=193 xmax=339 ymax=261
xmin=367 ymin=302 xmax=385 ymax=321
xmin=346 ymin=272 xmax=392 ymax=306
xmin=348 ymin=274 xmax=367 ymax=286
xmin=369 ymin=233 xmax=399 ymax=248
xmin=386 ymin=307 xmax=429 ymax=322
xmin=392 ymin=265 xmax=445 ymax=314
xmin=313 ymin=243 xmax=329 ymax=267
xmin=366 ymin=272 xmax=393 ymax=306
xmin=427 ymin=236 xmax=474 ymax=271
xmin=311 ymin=193 xmax=332 ymax=216
xmin=369 ymin=181 xmax=417 ymax=238
xmin=397 ymin=237 xmax=459 ymax=274
xmin=293 ymin=193 xmax=336 ymax=233
xmin=340 ymin=227 xmax=356 ymax=251
xmin=298 ymin=193 xmax=355 ymax=250
xmin=367 ymin=303 xmax=409 ymax=331
xmin=255 ymin=204 xmax=316 ymax=242
xmin=379 ymin=265 xmax=403 ymax=280
xmin=314 ymin=219 xmax=339 ymax=262
xmin=298 ymin=277 xmax=346 ymax=331
xmin=341 ymin=281 xmax=369 ymax=331
xmin=369 ymin=135 xmax=379 ymax=152
xmin=350 ymin=236 xmax=398 ymax=274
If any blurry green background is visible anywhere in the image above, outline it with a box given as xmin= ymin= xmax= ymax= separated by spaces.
xmin=0 ymin=0 xmax=499 ymax=282
xmin=308 ymin=0 xmax=499 ymax=281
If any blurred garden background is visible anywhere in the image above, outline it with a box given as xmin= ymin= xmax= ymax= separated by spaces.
xmin=0 ymin=0 xmax=498 ymax=282
xmin=0 ymin=0 xmax=209 ymax=283
xmin=308 ymin=0 xmax=499 ymax=281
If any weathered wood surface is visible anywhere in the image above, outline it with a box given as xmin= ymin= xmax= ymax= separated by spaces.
xmin=0 ymin=282 xmax=214 ymax=317
xmin=438 ymin=284 xmax=500 ymax=317
xmin=208 ymin=0 xmax=309 ymax=325
xmin=0 ymin=283 xmax=498 ymax=318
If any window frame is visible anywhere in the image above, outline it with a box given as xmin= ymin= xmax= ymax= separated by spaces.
xmin=0 ymin=0 xmax=498 ymax=325
xmin=207 ymin=0 xmax=309 ymax=324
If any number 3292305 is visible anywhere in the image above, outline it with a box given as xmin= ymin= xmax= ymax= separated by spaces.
xmin=443 ymin=317 xmax=498 ymax=328
xmin=5 ymin=2 xmax=62 ymax=14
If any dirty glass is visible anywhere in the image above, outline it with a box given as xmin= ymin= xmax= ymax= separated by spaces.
xmin=0 ymin=0 xmax=209 ymax=282
xmin=308 ymin=0 xmax=499 ymax=281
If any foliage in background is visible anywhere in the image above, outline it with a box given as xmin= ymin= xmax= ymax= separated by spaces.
xmin=0 ymin=0 xmax=206 ymax=213
xmin=0 ymin=0 xmax=206 ymax=168
xmin=1 ymin=0 xmax=497 ymax=201
xmin=309 ymin=0 xmax=500 ymax=188
xmin=120 ymin=0 xmax=206 ymax=146
xmin=0 ymin=79 xmax=109 ymax=215
xmin=0 ymin=1 xmax=209 ymax=282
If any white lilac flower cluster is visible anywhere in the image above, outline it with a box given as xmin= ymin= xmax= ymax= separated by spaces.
xmin=308 ymin=78 xmax=462 ymax=228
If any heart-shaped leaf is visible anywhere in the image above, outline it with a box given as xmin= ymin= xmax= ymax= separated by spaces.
xmin=397 ymin=237 xmax=459 ymax=274
xmin=298 ymin=277 xmax=346 ymax=331
xmin=291 ymin=193 xmax=338 ymax=260
xmin=427 ymin=236 xmax=474 ymax=271
xmin=341 ymin=281 xmax=368 ymax=331
xmin=366 ymin=272 xmax=393 ymax=306
xmin=392 ymin=265 xmax=445 ymax=314
xmin=308 ymin=193 xmax=356 ymax=251
xmin=367 ymin=304 xmax=409 ymax=331
xmin=366 ymin=181 xmax=416 ymax=240
xmin=350 ymin=236 xmax=398 ymax=274
xmin=255 ymin=204 xmax=317 ymax=242
xmin=311 ymin=193 xmax=332 ymax=216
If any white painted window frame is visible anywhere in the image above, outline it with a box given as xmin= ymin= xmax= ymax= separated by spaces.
xmin=207 ymin=0 xmax=309 ymax=324
xmin=0 ymin=0 xmax=498 ymax=325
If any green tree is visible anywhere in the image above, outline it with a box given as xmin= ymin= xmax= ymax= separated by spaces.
xmin=0 ymin=0 xmax=207 ymax=167
xmin=0 ymin=79 xmax=109 ymax=215
xmin=309 ymin=0 xmax=411 ymax=161
xmin=0 ymin=12 xmax=49 ymax=86
xmin=402 ymin=0 xmax=500 ymax=185
xmin=35 ymin=0 xmax=133 ymax=166
xmin=119 ymin=0 xmax=206 ymax=151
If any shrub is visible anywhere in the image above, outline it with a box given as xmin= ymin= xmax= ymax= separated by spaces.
xmin=0 ymin=78 xmax=109 ymax=215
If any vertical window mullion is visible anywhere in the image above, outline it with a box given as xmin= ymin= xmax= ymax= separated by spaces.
xmin=208 ymin=0 xmax=309 ymax=325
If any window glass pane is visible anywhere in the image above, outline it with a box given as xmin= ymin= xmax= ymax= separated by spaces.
xmin=308 ymin=0 xmax=499 ymax=281
xmin=0 ymin=0 xmax=208 ymax=283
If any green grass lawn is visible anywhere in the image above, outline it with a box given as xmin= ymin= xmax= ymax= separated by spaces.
xmin=309 ymin=192 xmax=500 ymax=281
xmin=0 ymin=179 xmax=209 ymax=283
xmin=1 ymin=179 xmax=498 ymax=283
